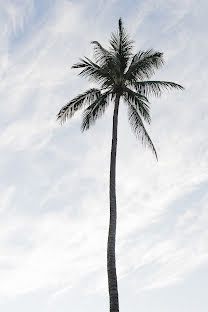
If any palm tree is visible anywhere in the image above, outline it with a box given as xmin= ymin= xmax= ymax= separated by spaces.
xmin=57 ymin=18 xmax=184 ymax=312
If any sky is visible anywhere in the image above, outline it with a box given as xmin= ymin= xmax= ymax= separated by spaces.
xmin=0 ymin=0 xmax=207 ymax=311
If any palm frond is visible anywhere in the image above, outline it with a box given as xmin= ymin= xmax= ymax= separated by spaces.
xmin=57 ymin=88 xmax=101 ymax=124
xmin=91 ymin=41 xmax=112 ymax=65
xmin=72 ymin=57 xmax=113 ymax=86
xmin=81 ymin=91 xmax=111 ymax=131
xmin=91 ymin=41 xmax=122 ymax=85
xmin=132 ymin=80 xmax=184 ymax=97
xmin=109 ymin=18 xmax=134 ymax=73
xmin=128 ymin=103 xmax=157 ymax=159
xmin=125 ymin=49 xmax=164 ymax=81
xmin=124 ymin=88 xmax=151 ymax=124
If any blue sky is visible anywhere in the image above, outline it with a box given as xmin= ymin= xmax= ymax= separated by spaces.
xmin=0 ymin=0 xmax=208 ymax=311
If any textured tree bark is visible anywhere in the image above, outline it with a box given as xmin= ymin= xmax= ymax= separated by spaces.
xmin=107 ymin=94 xmax=120 ymax=312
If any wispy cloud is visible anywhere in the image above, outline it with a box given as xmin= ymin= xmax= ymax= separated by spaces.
xmin=0 ymin=0 xmax=207 ymax=311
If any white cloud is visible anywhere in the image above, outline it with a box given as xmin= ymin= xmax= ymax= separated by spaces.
xmin=0 ymin=186 xmax=15 ymax=213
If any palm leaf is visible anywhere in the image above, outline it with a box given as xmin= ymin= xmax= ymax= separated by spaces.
xmin=128 ymin=103 xmax=157 ymax=159
xmin=91 ymin=41 xmax=113 ymax=66
xmin=91 ymin=41 xmax=121 ymax=81
xmin=132 ymin=80 xmax=184 ymax=97
xmin=109 ymin=18 xmax=134 ymax=73
xmin=72 ymin=57 xmax=113 ymax=86
xmin=81 ymin=91 xmax=111 ymax=131
xmin=125 ymin=49 xmax=164 ymax=81
xmin=57 ymin=88 xmax=101 ymax=124
xmin=124 ymin=88 xmax=151 ymax=124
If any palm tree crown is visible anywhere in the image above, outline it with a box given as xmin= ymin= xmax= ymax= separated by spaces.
xmin=57 ymin=18 xmax=183 ymax=159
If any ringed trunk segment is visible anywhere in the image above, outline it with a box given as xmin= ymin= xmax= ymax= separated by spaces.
xmin=107 ymin=94 xmax=120 ymax=312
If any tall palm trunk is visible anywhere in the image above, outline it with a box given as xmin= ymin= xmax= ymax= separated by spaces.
xmin=107 ymin=93 xmax=120 ymax=312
